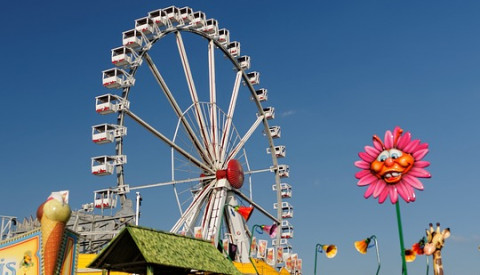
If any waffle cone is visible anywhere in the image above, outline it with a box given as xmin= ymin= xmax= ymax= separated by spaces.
xmin=41 ymin=217 xmax=66 ymax=275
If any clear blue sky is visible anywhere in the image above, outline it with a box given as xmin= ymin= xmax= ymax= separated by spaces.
xmin=1 ymin=0 xmax=480 ymax=274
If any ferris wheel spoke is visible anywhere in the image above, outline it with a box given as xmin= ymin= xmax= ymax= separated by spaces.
xmin=244 ymin=167 xmax=273 ymax=175
xmin=219 ymin=71 xmax=242 ymax=163
xmin=124 ymin=109 xmax=214 ymax=173
xmin=175 ymin=31 xmax=215 ymax=163
xmin=232 ymin=189 xmax=280 ymax=224
xmin=128 ymin=175 xmax=216 ymax=191
xmin=171 ymin=181 xmax=215 ymax=234
xmin=144 ymin=52 xmax=213 ymax=167
xmin=226 ymin=115 xmax=264 ymax=163
xmin=208 ymin=40 xmax=220 ymax=164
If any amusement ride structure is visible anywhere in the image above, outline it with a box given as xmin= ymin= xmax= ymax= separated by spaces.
xmin=3 ymin=6 xmax=297 ymax=270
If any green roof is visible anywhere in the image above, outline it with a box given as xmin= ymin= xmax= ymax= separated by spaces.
xmin=88 ymin=225 xmax=242 ymax=275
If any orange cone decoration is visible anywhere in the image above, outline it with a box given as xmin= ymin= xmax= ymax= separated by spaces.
xmin=234 ymin=206 xmax=254 ymax=221
xmin=322 ymin=244 xmax=338 ymax=258
xmin=36 ymin=191 xmax=72 ymax=275
xmin=404 ymin=249 xmax=416 ymax=262
xmin=354 ymin=239 xmax=370 ymax=254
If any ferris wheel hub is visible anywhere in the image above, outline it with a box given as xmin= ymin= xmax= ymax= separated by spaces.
xmin=215 ymin=159 xmax=244 ymax=189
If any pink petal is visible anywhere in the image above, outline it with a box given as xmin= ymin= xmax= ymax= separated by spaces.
xmin=373 ymin=179 xmax=386 ymax=198
xmin=373 ymin=138 xmax=383 ymax=151
xmin=397 ymin=182 xmax=411 ymax=202
xmin=355 ymin=160 xmax=370 ymax=169
xmin=407 ymin=184 xmax=418 ymax=202
xmin=357 ymin=174 xmax=377 ymax=186
xmin=384 ymin=130 xmax=394 ymax=149
xmin=365 ymin=146 xmax=380 ymax=157
xmin=389 ymin=186 xmax=398 ymax=204
xmin=364 ymin=181 xmax=377 ymax=198
xmin=378 ymin=186 xmax=390 ymax=204
xmin=413 ymin=149 xmax=429 ymax=160
xmin=413 ymin=161 xmax=430 ymax=168
xmin=355 ymin=169 xmax=371 ymax=179
xmin=359 ymin=152 xmax=375 ymax=162
xmin=409 ymin=167 xmax=431 ymax=178
xmin=396 ymin=132 xmax=411 ymax=150
xmin=404 ymin=139 xmax=420 ymax=153
xmin=403 ymin=174 xmax=424 ymax=190
xmin=410 ymin=192 xmax=416 ymax=202
xmin=415 ymin=142 xmax=429 ymax=151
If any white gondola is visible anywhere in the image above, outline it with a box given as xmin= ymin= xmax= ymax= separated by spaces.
xmin=179 ymin=7 xmax=193 ymax=24
xmin=122 ymin=29 xmax=145 ymax=49
xmin=227 ymin=41 xmax=240 ymax=57
xmin=246 ymin=72 xmax=260 ymax=85
xmin=273 ymin=201 xmax=294 ymax=219
xmin=111 ymin=47 xmax=132 ymax=67
xmin=253 ymin=89 xmax=268 ymax=102
xmin=237 ymin=56 xmax=250 ymax=70
xmin=82 ymin=203 xmax=94 ymax=212
xmin=267 ymin=145 xmax=286 ymax=158
xmin=278 ymin=164 xmax=289 ymax=178
xmin=203 ymin=19 xmax=218 ymax=36
xmin=257 ymin=107 xmax=275 ymax=120
xmin=268 ymin=126 xmax=281 ymax=138
xmin=92 ymin=124 xmax=127 ymax=144
xmin=191 ymin=11 xmax=206 ymax=29
xmin=272 ymin=238 xmax=291 ymax=246
xmin=91 ymin=155 xmax=127 ymax=176
xmin=111 ymin=46 xmax=141 ymax=67
xmin=135 ymin=17 xmax=154 ymax=35
xmin=218 ymin=29 xmax=230 ymax=46
xmin=281 ymin=220 xmax=294 ymax=239
xmin=270 ymin=164 xmax=290 ymax=178
xmin=102 ymin=68 xmax=135 ymax=89
xmin=281 ymin=246 xmax=293 ymax=256
xmin=164 ymin=6 xmax=180 ymax=24
xmin=272 ymin=183 xmax=292 ymax=198
xmin=94 ymin=189 xmax=117 ymax=209
xmin=95 ymin=94 xmax=130 ymax=114
xmin=148 ymin=9 xmax=168 ymax=28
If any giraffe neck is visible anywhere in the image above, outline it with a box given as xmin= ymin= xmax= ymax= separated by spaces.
xmin=432 ymin=250 xmax=443 ymax=275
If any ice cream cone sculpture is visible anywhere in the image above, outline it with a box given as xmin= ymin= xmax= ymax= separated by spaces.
xmin=36 ymin=191 xmax=72 ymax=275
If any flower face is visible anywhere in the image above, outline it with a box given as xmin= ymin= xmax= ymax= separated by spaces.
xmin=355 ymin=127 xmax=431 ymax=204
xmin=370 ymin=149 xmax=414 ymax=184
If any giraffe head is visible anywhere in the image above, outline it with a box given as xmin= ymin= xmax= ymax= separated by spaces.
xmin=424 ymin=222 xmax=450 ymax=255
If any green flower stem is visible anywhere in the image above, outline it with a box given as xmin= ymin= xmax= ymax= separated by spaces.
xmin=395 ymin=201 xmax=408 ymax=275
xmin=314 ymin=243 xmax=321 ymax=275
xmin=371 ymin=236 xmax=381 ymax=275
xmin=249 ymin=225 xmax=261 ymax=275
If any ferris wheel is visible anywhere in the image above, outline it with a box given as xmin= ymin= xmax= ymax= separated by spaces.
xmin=90 ymin=6 xmax=294 ymax=264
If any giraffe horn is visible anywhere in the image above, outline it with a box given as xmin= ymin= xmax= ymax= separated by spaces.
xmin=443 ymin=228 xmax=451 ymax=239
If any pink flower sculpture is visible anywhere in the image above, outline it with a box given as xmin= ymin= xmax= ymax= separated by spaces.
xmin=355 ymin=127 xmax=431 ymax=204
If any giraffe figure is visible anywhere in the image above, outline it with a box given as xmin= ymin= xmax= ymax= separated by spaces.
xmin=424 ymin=223 xmax=450 ymax=275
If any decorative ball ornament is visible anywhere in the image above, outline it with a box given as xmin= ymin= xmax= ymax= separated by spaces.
xmin=216 ymin=159 xmax=244 ymax=189
xmin=355 ymin=127 xmax=431 ymax=204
